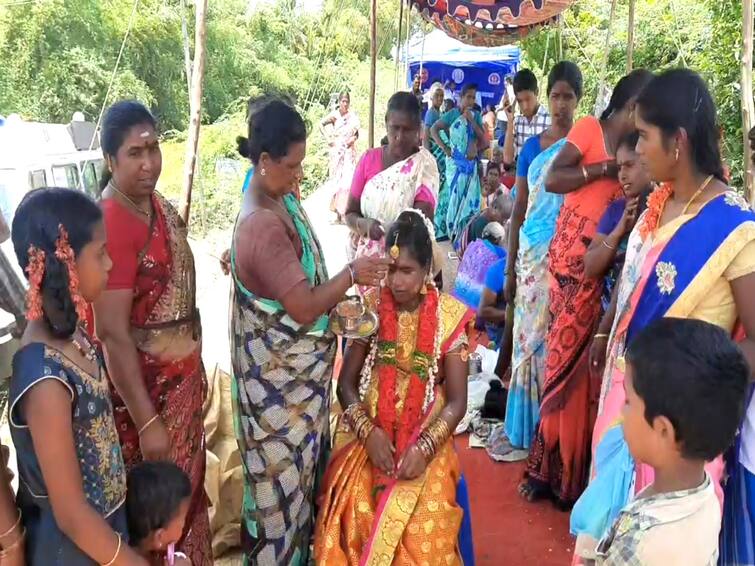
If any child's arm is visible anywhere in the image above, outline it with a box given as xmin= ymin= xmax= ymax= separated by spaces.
xmin=24 ymin=380 xmax=147 ymax=565
xmin=0 ymin=443 xmax=23 ymax=565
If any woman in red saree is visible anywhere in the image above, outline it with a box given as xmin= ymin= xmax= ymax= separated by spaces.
xmin=93 ymin=101 xmax=211 ymax=564
xmin=519 ymin=71 xmax=654 ymax=508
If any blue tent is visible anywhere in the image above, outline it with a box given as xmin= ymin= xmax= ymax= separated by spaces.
xmin=407 ymin=29 xmax=520 ymax=110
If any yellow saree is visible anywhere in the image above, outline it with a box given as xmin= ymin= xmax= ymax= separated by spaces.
xmin=315 ymin=293 xmax=472 ymax=566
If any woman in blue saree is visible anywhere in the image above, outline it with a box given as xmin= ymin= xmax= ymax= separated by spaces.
xmin=490 ymin=62 xmax=582 ymax=460
xmin=430 ymin=84 xmax=487 ymax=241
xmin=571 ymin=70 xmax=755 ymax=564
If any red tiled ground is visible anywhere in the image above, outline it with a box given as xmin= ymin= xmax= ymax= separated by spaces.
xmin=456 ymin=435 xmax=574 ymax=566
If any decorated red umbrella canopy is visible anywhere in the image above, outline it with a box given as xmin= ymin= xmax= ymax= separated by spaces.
xmin=409 ymin=0 xmax=575 ymax=46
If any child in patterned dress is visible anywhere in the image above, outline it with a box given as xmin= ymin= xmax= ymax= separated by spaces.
xmin=593 ymin=318 xmax=749 ymax=565
xmin=9 ymin=188 xmax=146 ymax=565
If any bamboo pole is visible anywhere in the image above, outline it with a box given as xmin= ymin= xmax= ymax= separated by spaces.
xmin=627 ymin=0 xmax=636 ymax=72
xmin=179 ymin=0 xmax=208 ymax=223
xmin=404 ymin=3 xmax=411 ymax=86
xmin=369 ymin=0 xmax=377 ymax=148
xmin=180 ymin=0 xmax=192 ymax=97
xmin=395 ymin=0 xmax=404 ymax=91
xmin=743 ymin=0 xmax=755 ymax=202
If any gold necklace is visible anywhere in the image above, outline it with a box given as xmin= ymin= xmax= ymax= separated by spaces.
xmin=109 ymin=183 xmax=152 ymax=219
xmin=71 ymin=327 xmax=97 ymax=363
xmin=680 ymin=174 xmax=714 ymax=216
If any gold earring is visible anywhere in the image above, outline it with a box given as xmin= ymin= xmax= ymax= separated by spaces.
xmin=261 ymin=168 xmax=266 ymax=176
xmin=420 ymin=283 xmax=428 ymax=295
xmin=675 ymin=148 xmax=680 ymax=162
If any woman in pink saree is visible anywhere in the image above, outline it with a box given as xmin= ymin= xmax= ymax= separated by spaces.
xmin=345 ymin=92 xmax=439 ymax=304
xmin=571 ymin=69 xmax=755 ymax=564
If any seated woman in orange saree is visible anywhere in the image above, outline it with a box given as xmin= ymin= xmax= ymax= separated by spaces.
xmin=315 ymin=210 xmax=474 ymax=566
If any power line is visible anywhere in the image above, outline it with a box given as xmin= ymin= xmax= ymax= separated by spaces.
xmin=88 ymin=0 xmax=140 ymax=152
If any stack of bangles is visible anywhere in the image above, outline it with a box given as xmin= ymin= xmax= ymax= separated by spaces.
xmin=0 ymin=509 xmax=25 ymax=559
xmin=343 ymin=403 xmax=375 ymax=443
xmin=415 ymin=417 xmax=451 ymax=462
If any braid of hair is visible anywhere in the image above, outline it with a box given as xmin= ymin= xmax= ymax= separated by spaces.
xmin=41 ymin=253 xmax=79 ymax=339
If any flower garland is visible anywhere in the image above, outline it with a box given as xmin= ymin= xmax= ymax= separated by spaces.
xmin=637 ymin=183 xmax=673 ymax=240
xmin=359 ymin=286 xmax=443 ymax=471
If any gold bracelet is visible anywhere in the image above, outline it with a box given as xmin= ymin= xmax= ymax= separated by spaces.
xmin=101 ymin=533 xmax=122 ymax=566
xmin=0 ymin=529 xmax=24 ymax=557
xmin=344 ymin=403 xmax=375 ymax=444
xmin=138 ymin=414 xmax=160 ymax=437
xmin=416 ymin=418 xmax=452 ymax=461
xmin=0 ymin=509 xmax=21 ymax=540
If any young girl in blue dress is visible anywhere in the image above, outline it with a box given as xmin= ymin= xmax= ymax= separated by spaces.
xmin=9 ymin=188 xmax=147 ymax=565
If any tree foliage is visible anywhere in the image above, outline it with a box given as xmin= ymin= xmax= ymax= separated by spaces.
xmin=0 ymin=0 xmax=751 ymax=233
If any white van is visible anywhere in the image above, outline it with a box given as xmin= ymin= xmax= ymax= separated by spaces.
xmin=0 ymin=112 xmax=104 ymax=225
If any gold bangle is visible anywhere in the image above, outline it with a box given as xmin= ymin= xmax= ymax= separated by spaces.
xmin=0 ymin=529 xmax=24 ymax=557
xmin=0 ymin=509 xmax=21 ymax=540
xmin=417 ymin=418 xmax=452 ymax=461
xmin=344 ymin=403 xmax=375 ymax=444
xmin=138 ymin=414 xmax=160 ymax=437
xmin=101 ymin=533 xmax=122 ymax=566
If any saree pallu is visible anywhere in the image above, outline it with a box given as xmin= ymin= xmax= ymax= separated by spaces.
xmin=108 ymin=192 xmax=211 ymax=565
xmin=451 ymin=239 xmax=505 ymax=310
xmin=526 ymin=180 xmax=618 ymax=506
xmin=430 ymin=138 xmax=449 ymax=240
xmin=230 ymin=194 xmax=336 ymax=565
xmin=504 ymin=139 xmax=565 ymax=450
xmin=721 ymin=430 xmax=755 ymax=566
xmin=329 ymin=110 xmax=360 ymax=216
xmin=315 ymin=293 xmax=473 ymax=565
xmin=570 ymin=191 xmax=755 ymax=562
xmin=445 ymin=117 xmax=481 ymax=241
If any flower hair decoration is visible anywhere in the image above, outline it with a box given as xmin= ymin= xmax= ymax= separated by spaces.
xmin=54 ymin=225 xmax=89 ymax=322
xmin=24 ymin=246 xmax=46 ymax=320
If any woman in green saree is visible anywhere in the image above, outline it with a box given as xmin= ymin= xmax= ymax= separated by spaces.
xmin=229 ymin=97 xmax=390 ymax=565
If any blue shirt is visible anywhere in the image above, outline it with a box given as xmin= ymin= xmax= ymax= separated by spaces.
xmin=484 ymin=257 xmax=507 ymax=295
xmin=424 ymin=107 xmax=441 ymax=128
xmin=439 ymin=108 xmax=483 ymax=129
xmin=516 ymin=135 xmax=543 ymax=178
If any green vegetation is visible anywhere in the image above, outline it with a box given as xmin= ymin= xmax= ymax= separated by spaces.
xmin=0 ymin=0 xmax=751 ymax=235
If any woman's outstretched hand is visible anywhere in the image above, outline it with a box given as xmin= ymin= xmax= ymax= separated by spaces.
xmin=350 ymin=256 xmax=391 ymax=287
xmin=365 ymin=427 xmax=395 ymax=475
xmin=364 ymin=219 xmax=385 ymax=241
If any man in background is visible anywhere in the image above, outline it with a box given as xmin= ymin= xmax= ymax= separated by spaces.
xmin=502 ymin=69 xmax=551 ymax=168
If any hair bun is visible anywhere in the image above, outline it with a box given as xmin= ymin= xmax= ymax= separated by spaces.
xmin=237 ymin=136 xmax=251 ymax=159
